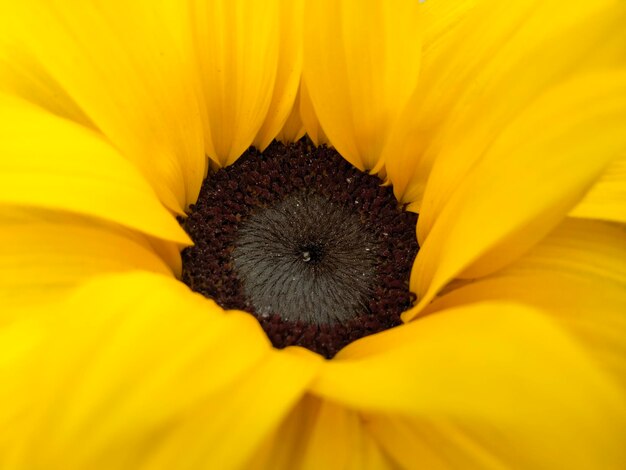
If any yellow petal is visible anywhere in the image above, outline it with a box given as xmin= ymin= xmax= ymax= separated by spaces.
xmin=303 ymin=0 xmax=422 ymax=171
xmin=0 ymin=0 xmax=206 ymax=212
xmin=570 ymin=157 xmax=626 ymax=224
xmin=0 ymin=211 xmax=173 ymax=311
xmin=145 ymin=348 xmax=321 ymax=470
xmin=311 ymin=302 xmax=626 ymax=468
xmin=0 ymin=207 xmax=182 ymax=281
xmin=423 ymin=217 xmax=626 ymax=389
xmin=253 ymin=395 xmax=392 ymax=470
xmin=300 ymin=400 xmax=392 ymax=470
xmin=418 ymin=0 xmax=626 ymax=235
xmin=422 ymin=0 xmax=477 ymax=46
xmin=385 ymin=0 xmax=626 ymax=208
xmin=366 ymin=416 xmax=509 ymax=469
xmin=0 ymin=48 xmax=95 ymax=130
xmin=249 ymin=394 xmax=322 ymax=470
xmin=407 ymin=71 xmax=626 ymax=317
xmin=276 ymin=82 xmax=306 ymax=144
xmin=190 ymin=0 xmax=280 ymax=166
xmin=0 ymin=272 xmax=320 ymax=469
xmin=298 ymin=78 xmax=329 ymax=146
xmin=253 ymin=0 xmax=304 ymax=150
xmin=0 ymin=95 xmax=190 ymax=246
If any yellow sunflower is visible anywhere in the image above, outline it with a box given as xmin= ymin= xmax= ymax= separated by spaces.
xmin=1 ymin=0 xmax=625 ymax=468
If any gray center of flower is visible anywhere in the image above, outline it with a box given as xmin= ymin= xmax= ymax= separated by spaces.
xmin=232 ymin=192 xmax=378 ymax=325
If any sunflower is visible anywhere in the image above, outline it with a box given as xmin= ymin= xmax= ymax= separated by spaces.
xmin=1 ymin=0 xmax=625 ymax=468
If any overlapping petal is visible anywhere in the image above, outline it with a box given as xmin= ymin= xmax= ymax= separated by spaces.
xmin=252 ymin=396 xmax=392 ymax=470
xmin=190 ymin=0 xmax=281 ymax=166
xmin=422 ymin=218 xmax=626 ymax=388
xmin=421 ymin=0 xmax=477 ymax=46
xmin=0 ymin=49 xmax=95 ymax=130
xmin=570 ymin=157 xmax=626 ymax=224
xmin=385 ymin=0 xmax=626 ymax=211
xmin=0 ymin=272 xmax=321 ymax=469
xmin=0 ymin=209 xmax=173 ymax=310
xmin=310 ymin=302 xmax=626 ymax=468
xmin=0 ymin=95 xmax=190 ymax=246
xmin=302 ymin=0 xmax=422 ymax=171
xmin=330 ymin=218 xmax=626 ymax=467
xmin=250 ymin=395 xmax=321 ymax=469
xmin=366 ymin=416 xmax=510 ymax=469
xmin=0 ymin=0 xmax=206 ymax=212
xmin=297 ymin=79 xmax=329 ymax=146
xmin=253 ymin=0 xmax=304 ymax=151
xmin=297 ymin=400 xmax=392 ymax=470
xmin=276 ymin=83 xmax=306 ymax=144
xmin=405 ymin=71 xmax=626 ymax=317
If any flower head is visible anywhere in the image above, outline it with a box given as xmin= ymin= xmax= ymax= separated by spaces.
xmin=1 ymin=0 xmax=625 ymax=468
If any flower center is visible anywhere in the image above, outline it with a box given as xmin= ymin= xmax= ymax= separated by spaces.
xmin=181 ymin=140 xmax=418 ymax=358
xmin=232 ymin=192 xmax=377 ymax=325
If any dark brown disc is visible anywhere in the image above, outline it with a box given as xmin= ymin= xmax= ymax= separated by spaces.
xmin=181 ymin=139 xmax=418 ymax=358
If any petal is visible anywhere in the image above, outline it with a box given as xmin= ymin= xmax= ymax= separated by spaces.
xmin=407 ymin=71 xmax=626 ymax=317
xmin=253 ymin=0 xmax=304 ymax=150
xmin=298 ymin=79 xmax=329 ymax=146
xmin=311 ymin=302 xmax=626 ymax=468
xmin=249 ymin=395 xmax=322 ymax=470
xmin=366 ymin=416 xmax=509 ymax=469
xmin=276 ymin=82 xmax=306 ymax=144
xmin=421 ymin=0 xmax=477 ymax=45
xmin=0 ymin=95 xmax=190 ymax=246
xmin=0 ymin=272 xmax=320 ymax=469
xmin=190 ymin=0 xmax=280 ymax=166
xmin=252 ymin=396 xmax=394 ymax=470
xmin=423 ymin=217 xmax=626 ymax=388
xmin=146 ymin=348 xmax=321 ymax=469
xmin=385 ymin=0 xmax=626 ymax=208
xmin=418 ymin=0 xmax=626 ymax=237
xmin=379 ymin=0 xmax=477 ymax=210
xmin=0 ymin=210 xmax=173 ymax=310
xmin=298 ymin=400 xmax=392 ymax=470
xmin=570 ymin=157 xmax=626 ymax=224
xmin=0 ymin=0 xmax=206 ymax=212
xmin=0 ymin=47 xmax=95 ymax=129
xmin=303 ymin=0 xmax=422 ymax=171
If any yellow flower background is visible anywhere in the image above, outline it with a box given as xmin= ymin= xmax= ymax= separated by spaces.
xmin=1 ymin=0 xmax=625 ymax=468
